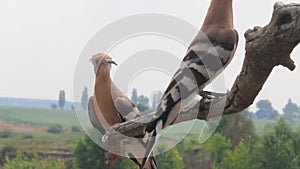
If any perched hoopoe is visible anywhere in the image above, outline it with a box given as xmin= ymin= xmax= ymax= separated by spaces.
xmin=88 ymin=53 xmax=157 ymax=169
xmin=142 ymin=0 xmax=239 ymax=167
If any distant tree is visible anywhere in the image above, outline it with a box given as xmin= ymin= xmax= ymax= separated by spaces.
xmin=47 ymin=124 xmax=63 ymax=134
xmin=283 ymin=98 xmax=300 ymax=121
xmin=255 ymin=99 xmax=279 ymax=120
xmin=81 ymin=86 xmax=88 ymax=110
xmin=51 ymin=103 xmax=57 ymax=110
xmin=71 ymin=126 xmax=81 ymax=133
xmin=131 ymin=88 xmax=138 ymax=104
xmin=247 ymin=111 xmax=257 ymax=119
xmin=215 ymin=111 xmax=257 ymax=147
xmin=137 ymin=104 xmax=150 ymax=113
xmin=58 ymin=90 xmax=66 ymax=109
xmin=177 ymin=139 xmax=206 ymax=169
xmin=151 ymin=90 xmax=163 ymax=110
xmin=71 ymin=105 xmax=75 ymax=111
xmin=202 ymin=133 xmax=231 ymax=167
xmin=138 ymin=95 xmax=149 ymax=106
xmin=131 ymin=88 xmax=151 ymax=112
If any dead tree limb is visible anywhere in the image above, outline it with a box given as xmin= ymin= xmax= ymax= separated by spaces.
xmin=104 ymin=2 xmax=300 ymax=141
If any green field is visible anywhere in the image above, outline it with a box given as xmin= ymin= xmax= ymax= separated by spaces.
xmin=160 ymin=117 xmax=300 ymax=138
xmin=2 ymin=105 xmax=300 ymax=133
xmin=1 ymin=105 xmax=300 ymax=135
xmin=0 ymin=106 xmax=84 ymax=168
xmin=0 ymin=106 xmax=80 ymax=128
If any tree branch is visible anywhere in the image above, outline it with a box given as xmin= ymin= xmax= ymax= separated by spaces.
xmin=103 ymin=2 xmax=300 ymax=142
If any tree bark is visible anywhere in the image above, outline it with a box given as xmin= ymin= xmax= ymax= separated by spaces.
xmin=103 ymin=2 xmax=300 ymax=143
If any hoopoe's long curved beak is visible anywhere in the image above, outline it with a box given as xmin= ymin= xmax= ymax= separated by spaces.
xmin=106 ymin=59 xmax=118 ymax=66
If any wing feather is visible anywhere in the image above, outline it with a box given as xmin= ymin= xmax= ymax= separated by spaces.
xmin=88 ymin=96 xmax=110 ymax=134
xmin=111 ymin=83 xmax=140 ymax=121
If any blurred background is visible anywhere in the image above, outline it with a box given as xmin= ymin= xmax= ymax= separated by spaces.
xmin=1 ymin=0 xmax=300 ymax=169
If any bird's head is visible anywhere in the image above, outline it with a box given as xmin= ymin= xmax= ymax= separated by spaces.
xmin=90 ymin=53 xmax=118 ymax=75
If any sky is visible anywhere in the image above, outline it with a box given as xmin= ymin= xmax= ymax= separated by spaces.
xmin=1 ymin=0 xmax=299 ymax=114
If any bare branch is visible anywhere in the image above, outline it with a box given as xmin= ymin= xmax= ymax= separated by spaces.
xmin=223 ymin=2 xmax=300 ymax=115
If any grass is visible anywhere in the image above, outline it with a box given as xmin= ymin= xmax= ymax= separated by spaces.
xmin=0 ymin=105 xmax=83 ymax=161
xmin=0 ymin=106 xmax=84 ymax=161
xmin=0 ymin=133 xmax=82 ymax=153
xmin=0 ymin=106 xmax=80 ymax=128
xmin=1 ymin=105 xmax=299 ymax=135
xmin=163 ymin=118 xmax=300 ymax=138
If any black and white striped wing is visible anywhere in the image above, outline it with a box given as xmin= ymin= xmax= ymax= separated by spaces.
xmin=148 ymin=28 xmax=238 ymax=130
xmin=142 ymin=28 xmax=238 ymax=168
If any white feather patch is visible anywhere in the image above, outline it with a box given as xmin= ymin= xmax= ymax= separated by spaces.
xmin=161 ymin=99 xmax=168 ymax=112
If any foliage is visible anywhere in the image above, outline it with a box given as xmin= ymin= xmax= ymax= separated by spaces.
xmin=73 ymin=134 xmax=111 ymax=169
xmin=295 ymin=126 xmax=300 ymax=154
xmin=136 ymin=104 xmax=151 ymax=113
xmin=155 ymin=144 xmax=183 ymax=169
xmin=196 ymin=117 xmax=300 ymax=169
xmin=22 ymin=134 xmax=34 ymax=139
xmin=130 ymin=89 xmax=151 ymax=112
xmin=58 ymin=90 xmax=66 ymax=109
xmin=71 ymin=126 xmax=81 ymax=133
xmin=0 ymin=130 xmax=12 ymax=138
xmin=47 ymin=124 xmax=63 ymax=134
xmin=51 ymin=104 xmax=57 ymax=110
xmin=283 ymin=98 xmax=300 ymax=121
xmin=2 ymin=105 xmax=300 ymax=169
xmin=73 ymin=134 xmax=135 ymax=169
xmin=1 ymin=145 xmax=18 ymax=157
xmin=221 ymin=142 xmax=252 ymax=169
xmin=80 ymin=86 xmax=88 ymax=110
xmin=74 ymin=134 xmax=184 ymax=169
xmin=138 ymin=95 xmax=149 ymax=107
xmin=177 ymin=139 xmax=203 ymax=169
xmin=215 ymin=112 xmax=257 ymax=147
xmin=253 ymin=117 xmax=300 ymax=169
xmin=185 ymin=112 xmax=258 ymax=168
xmin=255 ymin=99 xmax=279 ymax=120
xmin=177 ymin=139 xmax=196 ymax=153
xmin=4 ymin=155 xmax=66 ymax=169
xmin=202 ymin=133 xmax=231 ymax=166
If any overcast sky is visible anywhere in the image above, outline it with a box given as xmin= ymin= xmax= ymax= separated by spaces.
xmin=1 ymin=0 xmax=299 ymax=113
